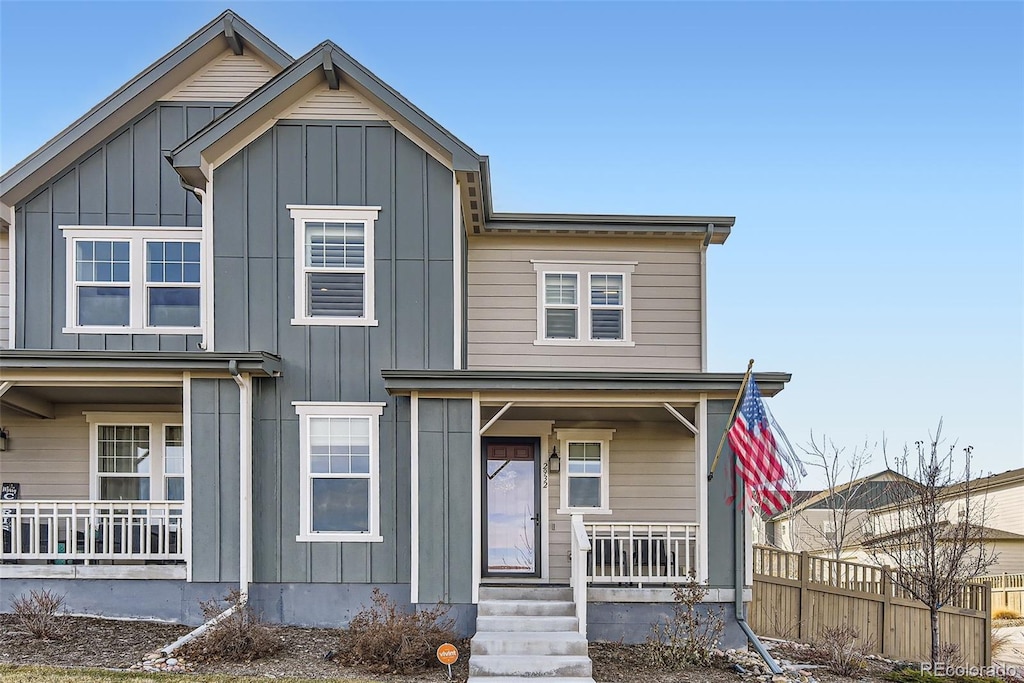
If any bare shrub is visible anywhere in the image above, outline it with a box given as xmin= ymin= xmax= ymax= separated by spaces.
xmin=336 ymin=588 xmax=460 ymax=674
xmin=10 ymin=589 xmax=66 ymax=639
xmin=936 ymin=641 xmax=965 ymax=669
xmin=181 ymin=590 xmax=281 ymax=662
xmin=644 ymin=575 xmax=724 ymax=669
xmin=994 ymin=608 xmax=1021 ymax=620
xmin=815 ymin=623 xmax=871 ymax=676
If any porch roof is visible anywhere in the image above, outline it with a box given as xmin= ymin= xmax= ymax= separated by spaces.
xmin=0 ymin=350 xmax=282 ymax=377
xmin=381 ymin=369 xmax=791 ymax=396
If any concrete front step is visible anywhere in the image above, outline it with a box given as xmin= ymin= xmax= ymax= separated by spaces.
xmin=475 ymin=615 xmax=579 ymax=632
xmin=467 ymin=678 xmax=596 ymax=683
xmin=471 ymin=631 xmax=589 ymax=656
xmin=478 ymin=585 xmax=573 ymax=602
xmin=478 ymin=599 xmax=575 ymax=617
xmin=468 ymin=654 xmax=592 ymax=678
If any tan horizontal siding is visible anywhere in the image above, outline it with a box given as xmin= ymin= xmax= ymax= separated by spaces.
xmin=161 ymin=50 xmax=277 ymax=102
xmin=467 ymin=235 xmax=703 ymax=371
xmin=279 ymin=84 xmax=387 ymax=121
xmin=546 ymin=421 xmax=697 ymax=580
xmin=0 ymin=406 xmax=91 ymax=499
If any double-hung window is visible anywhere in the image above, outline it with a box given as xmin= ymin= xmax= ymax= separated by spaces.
xmin=289 ymin=206 xmax=380 ymax=326
xmin=63 ymin=227 xmax=202 ymax=333
xmin=557 ymin=428 xmax=614 ymax=514
xmin=85 ymin=412 xmax=186 ymax=501
xmin=533 ymin=261 xmax=634 ymax=345
xmin=294 ymin=402 xmax=385 ymax=542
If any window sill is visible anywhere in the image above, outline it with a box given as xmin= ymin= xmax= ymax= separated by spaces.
xmin=290 ymin=317 xmax=379 ymax=327
xmin=534 ymin=339 xmax=635 ymax=348
xmin=295 ymin=533 xmax=384 ymax=543
xmin=556 ymin=508 xmax=613 ymax=515
xmin=63 ymin=326 xmax=202 ymax=335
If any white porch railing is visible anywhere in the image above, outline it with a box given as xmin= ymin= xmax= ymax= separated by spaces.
xmin=583 ymin=521 xmax=699 ymax=584
xmin=1 ymin=501 xmax=186 ymax=562
xmin=570 ymin=514 xmax=591 ymax=637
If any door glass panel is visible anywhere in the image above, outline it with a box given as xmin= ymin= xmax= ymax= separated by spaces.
xmin=486 ymin=444 xmax=536 ymax=574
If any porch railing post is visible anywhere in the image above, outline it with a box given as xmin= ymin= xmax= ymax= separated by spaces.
xmin=570 ymin=514 xmax=591 ymax=638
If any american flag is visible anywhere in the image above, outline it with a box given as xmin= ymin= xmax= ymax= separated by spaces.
xmin=727 ymin=377 xmax=794 ymax=515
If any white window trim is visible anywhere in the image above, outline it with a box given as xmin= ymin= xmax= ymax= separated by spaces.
xmin=293 ymin=401 xmax=386 ymax=543
xmin=61 ymin=226 xmax=203 ymax=335
xmin=556 ymin=428 xmax=615 ymax=515
xmin=84 ymin=411 xmax=185 ymax=501
xmin=288 ymin=205 xmax=381 ymax=327
xmin=532 ymin=260 xmax=635 ymax=346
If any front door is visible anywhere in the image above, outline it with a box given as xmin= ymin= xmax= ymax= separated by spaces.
xmin=483 ymin=439 xmax=541 ymax=577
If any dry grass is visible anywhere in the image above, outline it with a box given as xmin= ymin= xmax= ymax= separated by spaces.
xmin=994 ymin=608 xmax=1022 ymax=620
xmin=0 ymin=665 xmax=379 ymax=683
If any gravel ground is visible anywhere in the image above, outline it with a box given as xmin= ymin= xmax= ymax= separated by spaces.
xmin=0 ymin=614 xmax=744 ymax=682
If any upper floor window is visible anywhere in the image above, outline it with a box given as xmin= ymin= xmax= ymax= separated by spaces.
xmin=62 ymin=227 xmax=202 ymax=334
xmin=533 ymin=261 xmax=635 ymax=346
xmin=289 ymin=205 xmax=380 ymax=327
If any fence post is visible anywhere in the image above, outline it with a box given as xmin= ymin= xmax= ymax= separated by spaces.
xmin=881 ymin=566 xmax=892 ymax=658
xmin=798 ymin=551 xmax=810 ymax=641
xmin=983 ymin=584 xmax=992 ymax=666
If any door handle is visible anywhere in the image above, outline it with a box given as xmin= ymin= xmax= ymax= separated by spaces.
xmin=530 ymin=514 xmax=541 ymax=525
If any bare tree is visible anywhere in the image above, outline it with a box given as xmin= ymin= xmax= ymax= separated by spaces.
xmin=801 ymin=433 xmax=876 ymax=560
xmin=870 ymin=421 xmax=995 ymax=668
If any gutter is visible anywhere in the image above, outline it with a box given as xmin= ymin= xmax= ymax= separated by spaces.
xmin=735 ymin=466 xmax=783 ymax=675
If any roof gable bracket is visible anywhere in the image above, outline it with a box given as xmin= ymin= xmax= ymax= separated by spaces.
xmin=322 ymin=49 xmax=340 ymax=89
xmin=224 ymin=17 xmax=244 ymax=55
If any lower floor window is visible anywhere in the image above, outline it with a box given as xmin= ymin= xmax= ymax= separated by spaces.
xmin=86 ymin=412 xmax=186 ymax=501
xmin=294 ymin=402 xmax=385 ymax=543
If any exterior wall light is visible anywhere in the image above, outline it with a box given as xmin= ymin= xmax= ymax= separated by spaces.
xmin=0 ymin=428 xmax=8 ymax=452
xmin=548 ymin=446 xmax=560 ymax=473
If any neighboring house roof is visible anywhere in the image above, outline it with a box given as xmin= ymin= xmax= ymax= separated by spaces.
xmin=769 ymin=469 xmax=913 ymax=520
xmin=872 ymin=466 xmax=1024 ymax=515
xmin=0 ymin=11 xmax=292 ymax=208
xmin=381 ymin=369 xmax=791 ymax=396
xmin=862 ymin=521 xmax=1024 ymax=547
xmin=169 ymin=40 xmax=483 ymax=185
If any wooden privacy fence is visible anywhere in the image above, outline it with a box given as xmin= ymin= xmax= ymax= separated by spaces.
xmin=975 ymin=573 xmax=1024 ymax=615
xmin=751 ymin=546 xmax=991 ymax=667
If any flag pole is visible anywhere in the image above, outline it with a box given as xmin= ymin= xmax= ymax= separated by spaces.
xmin=707 ymin=358 xmax=755 ymax=481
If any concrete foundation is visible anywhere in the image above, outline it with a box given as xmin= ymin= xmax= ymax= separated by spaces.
xmin=587 ymin=601 xmax=746 ymax=649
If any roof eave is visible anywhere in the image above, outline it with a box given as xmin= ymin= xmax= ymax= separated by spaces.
xmin=0 ymin=349 xmax=282 ymax=377
xmin=381 ymin=369 xmax=791 ymax=396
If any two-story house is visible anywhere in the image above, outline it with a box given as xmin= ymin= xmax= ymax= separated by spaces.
xmin=0 ymin=11 xmax=791 ymax=667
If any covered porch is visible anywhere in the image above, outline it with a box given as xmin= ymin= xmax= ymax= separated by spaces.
xmin=0 ymin=350 xmax=280 ymax=577
xmin=385 ymin=368 xmax=790 ymax=637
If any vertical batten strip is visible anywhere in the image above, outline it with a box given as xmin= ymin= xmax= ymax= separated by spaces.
xmin=410 ymin=391 xmax=419 ymax=603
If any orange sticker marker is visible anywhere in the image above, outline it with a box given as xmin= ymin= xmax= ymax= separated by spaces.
xmin=437 ymin=642 xmax=458 ymax=665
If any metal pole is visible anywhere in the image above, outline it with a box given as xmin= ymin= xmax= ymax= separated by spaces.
xmin=708 ymin=358 xmax=755 ymax=480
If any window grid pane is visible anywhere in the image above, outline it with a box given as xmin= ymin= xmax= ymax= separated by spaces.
xmin=76 ymin=240 xmax=130 ymax=283
xmin=97 ymin=425 xmax=151 ymax=474
xmin=309 ymin=417 xmax=372 ymax=475
xmin=544 ymin=273 xmax=577 ymax=305
xmin=567 ymin=442 xmax=602 ymax=474
xmin=305 ymin=222 xmax=365 ymax=269
xmin=147 ymin=241 xmax=201 ymax=283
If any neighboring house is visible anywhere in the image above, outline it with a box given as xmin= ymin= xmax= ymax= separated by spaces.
xmin=864 ymin=467 xmax=1024 ymax=574
xmin=0 ymin=11 xmax=791 ymax=653
xmin=758 ymin=470 xmax=911 ymax=558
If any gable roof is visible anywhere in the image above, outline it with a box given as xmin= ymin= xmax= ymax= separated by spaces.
xmin=169 ymin=41 xmax=482 ymax=186
xmin=770 ymin=469 xmax=914 ymax=520
xmin=862 ymin=521 xmax=1024 ymax=547
xmin=0 ymin=10 xmax=292 ymax=207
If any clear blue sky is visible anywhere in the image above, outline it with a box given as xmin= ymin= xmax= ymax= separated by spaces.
xmin=2 ymin=2 xmax=1021 ymax=485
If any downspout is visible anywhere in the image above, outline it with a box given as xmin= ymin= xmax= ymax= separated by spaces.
xmin=178 ymin=177 xmax=210 ymax=351
xmin=735 ymin=464 xmax=783 ymax=674
xmin=157 ymin=359 xmax=253 ymax=658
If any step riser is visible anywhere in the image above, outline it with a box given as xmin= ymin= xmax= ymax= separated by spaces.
xmin=476 ymin=615 xmax=579 ymax=632
xmin=478 ymin=586 xmax=573 ymax=601
xmin=467 ymin=678 xmax=596 ymax=683
xmin=469 ymin=656 xmax=592 ymax=677
xmin=478 ymin=600 xmax=575 ymax=617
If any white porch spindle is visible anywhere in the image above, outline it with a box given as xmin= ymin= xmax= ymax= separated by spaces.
xmin=583 ymin=522 xmax=699 ymax=585
xmin=1 ymin=501 xmax=186 ymax=562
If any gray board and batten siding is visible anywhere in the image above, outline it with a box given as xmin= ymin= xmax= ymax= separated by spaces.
xmin=13 ymin=102 xmax=231 ymax=351
xmin=195 ymin=118 xmax=457 ymax=584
